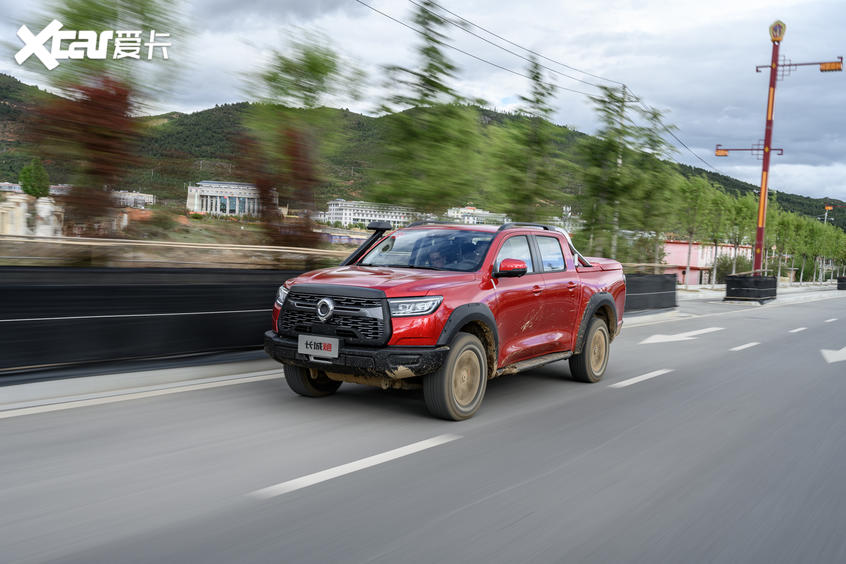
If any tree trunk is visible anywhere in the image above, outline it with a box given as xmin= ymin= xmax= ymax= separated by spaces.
xmin=777 ymin=252 xmax=782 ymax=282
xmin=712 ymin=240 xmax=719 ymax=289
xmin=685 ymin=237 xmax=694 ymax=290
xmin=791 ymin=254 xmax=796 ymax=285
xmin=654 ymin=236 xmax=661 ymax=275
xmin=800 ymin=256 xmax=806 ymax=285
xmin=610 ymin=201 xmax=619 ymax=260
xmin=732 ymin=243 xmax=738 ymax=274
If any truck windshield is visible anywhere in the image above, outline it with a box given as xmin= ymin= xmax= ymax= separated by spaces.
xmin=359 ymin=229 xmax=494 ymax=272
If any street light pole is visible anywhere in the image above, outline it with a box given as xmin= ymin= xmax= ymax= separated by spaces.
xmin=753 ymin=21 xmax=784 ymax=276
xmin=715 ymin=21 xmax=842 ymax=276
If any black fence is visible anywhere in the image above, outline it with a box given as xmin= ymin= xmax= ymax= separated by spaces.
xmin=0 ymin=267 xmax=300 ymax=373
xmin=725 ymin=275 xmax=777 ymax=302
xmin=838 ymin=277 xmax=846 ymax=290
xmin=624 ymin=274 xmax=677 ymax=312
xmin=1 ymin=267 xmax=679 ymax=373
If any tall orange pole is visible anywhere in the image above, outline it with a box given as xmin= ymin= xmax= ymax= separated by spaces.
xmin=754 ymin=21 xmax=785 ymax=275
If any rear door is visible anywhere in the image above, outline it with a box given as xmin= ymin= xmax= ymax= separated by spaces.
xmin=534 ymin=234 xmax=581 ymax=352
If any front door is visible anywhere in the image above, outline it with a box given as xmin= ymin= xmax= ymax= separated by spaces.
xmin=492 ymin=235 xmax=547 ymax=366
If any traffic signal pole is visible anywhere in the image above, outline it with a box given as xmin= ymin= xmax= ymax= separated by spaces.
xmin=753 ymin=25 xmax=782 ymax=275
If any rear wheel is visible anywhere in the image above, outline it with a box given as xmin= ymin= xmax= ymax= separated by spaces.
xmin=284 ymin=365 xmax=342 ymax=397
xmin=569 ymin=317 xmax=610 ymax=383
xmin=424 ymin=332 xmax=487 ymax=421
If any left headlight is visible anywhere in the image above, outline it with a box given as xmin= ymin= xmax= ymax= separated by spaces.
xmin=388 ymin=296 xmax=443 ymax=317
xmin=276 ymin=285 xmax=289 ymax=305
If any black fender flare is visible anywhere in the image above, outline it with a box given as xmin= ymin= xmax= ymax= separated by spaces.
xmin=436 ymin=302 xmax=499 ymax=352
xmin=573 ymin=292 xmax=618 ymax=355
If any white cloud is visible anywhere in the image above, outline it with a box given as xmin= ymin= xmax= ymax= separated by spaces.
xmin=2 ymin=0 xmax=844 ymax=202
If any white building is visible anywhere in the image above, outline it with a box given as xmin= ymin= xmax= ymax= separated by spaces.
xmin=113 ymin=190 xmax=156 ymax=208
xmin=445 ymin=205 xmax=510 ymax=225
xmin=186 ymin=181 xmax=271 ymax=216
xmin=317 ymin=199 xmax=415 ymax=228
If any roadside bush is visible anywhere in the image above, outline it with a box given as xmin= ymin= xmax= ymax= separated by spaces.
xmin=714 ymin=254 xmax=753 ymax=283
xmin=149 ymin=210 xmax=177 ymax=230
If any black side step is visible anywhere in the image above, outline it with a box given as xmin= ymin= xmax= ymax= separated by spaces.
xmin=495 ymin=351 xmax=572 ymax=377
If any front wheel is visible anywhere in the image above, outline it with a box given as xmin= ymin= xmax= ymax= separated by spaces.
xmin=569 ymin=317 xmax=610 ymax=383
xmin=424 ymin=332 xmax=488 ymax=421
xmin=284 ymin=365 xmax=342 ymax=397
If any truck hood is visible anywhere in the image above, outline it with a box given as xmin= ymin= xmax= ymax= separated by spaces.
xmin=288 ymin=266 xmax=475 ymax=296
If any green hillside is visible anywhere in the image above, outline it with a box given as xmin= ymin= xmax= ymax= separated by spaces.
xmin=1 ymin=72 xmax=843 ymax=231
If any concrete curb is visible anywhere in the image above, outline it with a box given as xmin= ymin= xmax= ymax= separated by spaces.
xmin=0 ymin=358 xmax=283 ymax=412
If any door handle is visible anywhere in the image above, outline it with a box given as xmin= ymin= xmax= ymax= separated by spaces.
xmin=532 ymin=285 xmax=543 ymax=296
xmin=567 ymin=281 xmax=578 ymax=291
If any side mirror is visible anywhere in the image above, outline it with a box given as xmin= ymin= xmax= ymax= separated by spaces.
xmin=494 ymin=258 xmax=528 ymax=278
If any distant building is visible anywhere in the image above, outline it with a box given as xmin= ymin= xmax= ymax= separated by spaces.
xmin=316 ymin=198 xmax=415 ymax=228
xmin=0 ymin=193 xmax=63 ymax=237
xmin=0 ymin=182 xmax=22 ymax=194
xmin=185 ymin=181 xmax=271 ymax=216
xmin=445 ymin=205 xmax=510 ymax=225
xmin=0 ymin=193 xmax=29 ymax=235
xmin=113 ymin=190 xmax=156 ymax=208
xmin=663 ymin=240 xmax=754 ymax=285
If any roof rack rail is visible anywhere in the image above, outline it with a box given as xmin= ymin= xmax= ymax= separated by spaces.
xmin=497 ymin=222 xmax=551 ymax=232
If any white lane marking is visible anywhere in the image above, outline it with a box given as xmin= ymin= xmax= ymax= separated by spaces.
xmin=639 ymin=327 xmax=724 ymax=345
xmin=825 ymin=318 xmax=837 ymax=323
xmin=821 ymin=346 xmax=846 ymax=364
xmin=0 ymin=309 xmax=272 ymax=323
xmin=789 ymin=327 xmax=807 ymax=333
xmin=609 ymin=369 xmax=674 ymax=389
xmin=730 ymin=342 xmax=760 ymax=352
xmin=0 ymin=372 xmax=282 ymax=419
xmin=249 ymin=434 xmax=462 ymax=500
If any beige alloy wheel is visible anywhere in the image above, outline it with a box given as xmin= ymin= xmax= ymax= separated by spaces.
xmin=589 ymin=327 xmax=608 ymax=375
xmin=453 ymin=349 xmax=482 ymax=407
xmin=569 ymin=317 xmax=610 ymax=383
xmin=424 ymin=332 xmax=488 ymax=421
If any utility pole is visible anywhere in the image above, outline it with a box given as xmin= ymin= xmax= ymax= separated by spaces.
xmin=715 ymin=20 xmax=842 ymax=276
xmin=610 ymin=84 xmax=626 ymax=261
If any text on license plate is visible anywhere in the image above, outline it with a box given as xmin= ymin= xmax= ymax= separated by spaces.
xmin=297 ymin=335 xmax=340 ymax=358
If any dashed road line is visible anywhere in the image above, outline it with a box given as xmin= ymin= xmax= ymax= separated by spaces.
xmin=825 ymin=318 xmax=837 ymax=323
xmin=730 ymin=342 xmax=760 ymax=352
xmin=789 ymin=327 xmax=807 ymax=333
xmin=249 ymin=434 xmax=462 ymax=500
xmin=609 ymin=369 xmax=674 ymax=389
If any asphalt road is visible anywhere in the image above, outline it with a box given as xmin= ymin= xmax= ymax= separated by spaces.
xmin=3 ymin=294 xmax=846 ymax=563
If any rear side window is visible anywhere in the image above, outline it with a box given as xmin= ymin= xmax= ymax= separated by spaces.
xmin=495 ymin=236 xmax=535 ymax=273
xmin=536 ymin=236 xmax=566 ymax=272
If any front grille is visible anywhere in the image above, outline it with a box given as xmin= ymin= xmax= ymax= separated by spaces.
xmin=278 ymin=291 xmax=389 ymax=346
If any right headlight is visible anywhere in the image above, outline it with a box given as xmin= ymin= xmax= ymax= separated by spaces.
xmin=276 ymin=285 xmax=289 ymax=305
xmin=388 ymin=296 xmax=443 ymax=317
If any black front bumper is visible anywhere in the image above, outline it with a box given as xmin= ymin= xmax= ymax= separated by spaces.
xmin=264 ymin=331 xmax=448 ymax=378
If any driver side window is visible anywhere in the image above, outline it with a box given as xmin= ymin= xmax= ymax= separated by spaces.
xmin=495 ymin=236 xmax=534 ymax=273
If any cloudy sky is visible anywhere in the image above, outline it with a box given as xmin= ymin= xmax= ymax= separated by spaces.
xmin=3 ymin=0 xmax=845 ymax=202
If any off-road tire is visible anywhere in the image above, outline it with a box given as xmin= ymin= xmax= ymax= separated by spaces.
xmin=424 ymin=332 xmax=487 ymax=421
xmin=284 ymin=365 xmax=342 ymax=397
xmin=569 ymin=317 xmax=610 ymax=383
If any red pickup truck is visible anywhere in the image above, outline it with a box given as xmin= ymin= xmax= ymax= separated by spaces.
xmin=265 ymin=222 xmax=626 ymax=420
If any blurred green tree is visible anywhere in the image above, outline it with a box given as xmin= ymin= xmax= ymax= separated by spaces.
xmin=369 ymin=0 xmax=483 ymax=213
xmin=488 ymin=56 xmax=560 ymax=221
xmin=19 ymin=158 xmax=50 ymax=198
